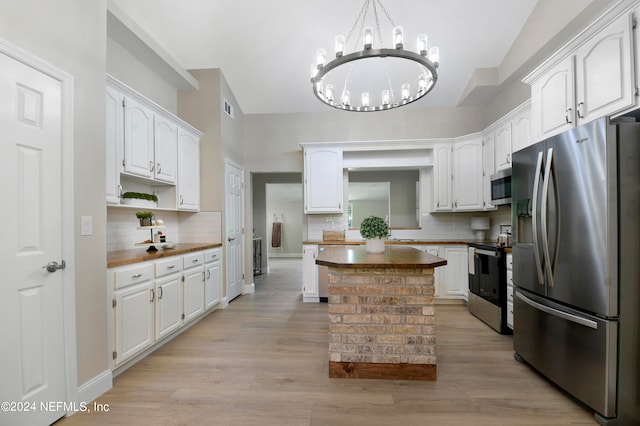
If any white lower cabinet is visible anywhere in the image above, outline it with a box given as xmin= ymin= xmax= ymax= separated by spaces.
xmin=302 ymin=245 xmax=319 ymax=302
xmin=110 ymin=247 xmax=221 ymax=368
xmin=204 ymin=248 xmax=222 ymax=310
xmin=183 ymin=252 xmax=205 ymax=323
xmin=155 ymin=275 xmax=183 ymax=340
xmin=431 ymin=245 xmax=469 ymax=301
xmin=114 ymin=281 xmax=154 ymax=366
xmin=506 ymin=253 xmax=514 ymax=330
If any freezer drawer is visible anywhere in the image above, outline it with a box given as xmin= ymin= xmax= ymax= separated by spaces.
xmin=514 ymin=290 xmax=618 ymax=419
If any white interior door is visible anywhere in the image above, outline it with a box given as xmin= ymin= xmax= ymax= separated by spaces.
xmin=225 ymin=160 xmax=244 ymax=301
xmin=0 ymin=51 xmax=67 ymax=426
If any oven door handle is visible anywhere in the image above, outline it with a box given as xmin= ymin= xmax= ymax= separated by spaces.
xmin=475 ymin=249 xmax=499 ymax=257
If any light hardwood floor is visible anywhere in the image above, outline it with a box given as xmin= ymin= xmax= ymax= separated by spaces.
xmin=58 ymin=258 xmax=596 ymax=425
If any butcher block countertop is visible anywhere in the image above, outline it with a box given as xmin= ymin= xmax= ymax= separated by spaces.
xmin=107 ymin=243 xmax=222 ymax=268
xmin=315 ymin=245 xmax=447 ymax=269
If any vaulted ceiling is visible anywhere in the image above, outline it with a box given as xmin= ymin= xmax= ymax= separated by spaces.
xmin=109 ymin=1 xmax=565 ymax=115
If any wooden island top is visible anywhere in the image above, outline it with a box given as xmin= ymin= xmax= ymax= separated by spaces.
xmin=316 ymin=245 xmax=447 ymax=269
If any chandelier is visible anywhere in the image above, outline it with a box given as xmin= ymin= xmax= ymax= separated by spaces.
xmin=310 ymin=0 xmax=440 ymax=112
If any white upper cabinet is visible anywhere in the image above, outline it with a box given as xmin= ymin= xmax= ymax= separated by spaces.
xmin=528 ymin=11 xmax=633 ymax=141
xmin=106 ymin=86 xmax=123 ymax=204
xmin=453 ymin=135 xmax=484 ymax=211
xmin=123 ymin=95 xmax=155 ymax=179
xmin=511 ymin=106 xmax=532 ymax=153
xmin=303 ymin=148 xmax=343 ymax=214
xmin=494 ymin=121 xmax=512 ymax=172
xmin=153 ymin=115 xmax=178 ymax=184
xmin=432 ymin=136 xmax=484 ymax=212
xmin=177 ymin=127 xmax=200 ymax=211
xmin=482 ymin=131 xmax=495 ymax=210
xmin=575 ymin=13 xmax=633 ymax=125
xmin=106 ymin=77 xmax=202 ymax=210
xmin=433 ymin=144 xmax=453 ymax=211
xmin=530 ymin=56 xmax=575 ymax=141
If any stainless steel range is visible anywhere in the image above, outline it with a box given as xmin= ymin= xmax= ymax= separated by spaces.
xmin=467 ymin=242 xmax=511 ymax=335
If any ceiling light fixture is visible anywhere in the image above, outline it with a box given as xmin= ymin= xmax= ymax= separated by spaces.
xmin=310 ymin=0 xmax=440 ymax=112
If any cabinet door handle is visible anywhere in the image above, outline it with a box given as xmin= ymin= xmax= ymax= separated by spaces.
xmin=149 ymin=161 xmax=154 ymax=172
xmin=180 ymin=195 xmax=184 ymax=205
xmin=157 ymin=163 xmax=161 ymax=174
xmin=565 ymin=108 xmax=572 ymax=124
xmin=158 ymin=286 xmax=163 ymax=300
xmin=507 ymin=153 xmax=511 ymax=164
xmin=117 ymin=184 xmax=123 ymax=197
xmin=577 ymin=102 xmax=584 ymax=119
xmin=207 ymin=270 xmax=211 ymax=279
xmin=150 ymin=288 xmax=155 ymax=303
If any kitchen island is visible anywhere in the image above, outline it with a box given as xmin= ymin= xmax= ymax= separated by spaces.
xmin=316 ymin=245 xmax=447 ymax=380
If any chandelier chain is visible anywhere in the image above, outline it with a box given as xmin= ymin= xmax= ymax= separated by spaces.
xmin=345 ymin=0 xmax=370 ymax=44
xmin=375 ymin=0 xmax=396 ymax=28
xmin=371 ymin=0 xmax=384 ymax=46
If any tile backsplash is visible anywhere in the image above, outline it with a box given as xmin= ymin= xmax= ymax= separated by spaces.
xmin=107 ymin=209 xmax=221 ymax=251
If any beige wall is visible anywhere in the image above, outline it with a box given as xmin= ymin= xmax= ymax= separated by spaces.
xmin=0 ymin=0 xmax=108 ymax=385
xmin=107 ymin=36 xmax=177 ymax=114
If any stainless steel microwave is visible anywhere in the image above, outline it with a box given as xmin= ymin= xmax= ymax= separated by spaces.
xmin=490 ymin=169 xmax=511 ymax=206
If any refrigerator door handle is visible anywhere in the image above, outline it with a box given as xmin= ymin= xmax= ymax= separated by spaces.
xmin=516 ymin=291 xmax=598 ymax=329
xmin=541 ymin=147 xmax=555 ymax=288
xmin=531 ymin=151 xmax=545 ymax=286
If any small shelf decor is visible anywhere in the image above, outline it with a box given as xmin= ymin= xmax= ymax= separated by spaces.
xmin=135 ymin=211 xmax=154 ymax=227
xmin=359 ymin=215 xmax=389 ymax=254
xmin=122 ymin=191 xmax=158 ymax=207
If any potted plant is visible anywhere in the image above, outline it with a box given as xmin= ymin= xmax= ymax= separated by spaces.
xmin=360 ymin=215 xmax=389 ymax=254
xmin=135 ymin=211 xmax=154 ymax=227
xmin=121 ymin=191 xmax=158 ymax=207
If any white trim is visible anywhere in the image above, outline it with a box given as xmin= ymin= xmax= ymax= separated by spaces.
xmin=0 ymin=38 xmax=79 ymax=415
xmin=244 ymin=282 xmax=255 ymax=294
xmin=76 ymin=370 xmax=113 ymax=407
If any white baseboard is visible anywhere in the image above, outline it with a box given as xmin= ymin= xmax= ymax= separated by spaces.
xmin=77 ymin=369 xmax=112 ymax=404
xmin=244 ymin=282 xmax=255 ymax=294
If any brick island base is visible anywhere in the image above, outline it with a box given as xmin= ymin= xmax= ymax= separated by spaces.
xmin=327 ymin=266 xmax=437 ymax=380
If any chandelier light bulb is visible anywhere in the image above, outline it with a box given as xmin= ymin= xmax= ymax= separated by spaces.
xmin=418 ymin=73 xmax=428 ymax=92
xmin=417 ymin=34 xmax=428 ymax=55
xmin=335 ymin=35 xmax=345 ymax=57
xmin=393 ymin=26 xmax=404 ymax=49
xmin=325 ymin=84 xmax=334 ymax=102
xmin=362 ymin=92 xmax=370 ymax=108
xmin=429 ymin=46 xmax=440 ymax=66
xmin=342 ymin=90 xmax=351 ymax=106
xmin=310 ymin=64 xmax=318 ymax=79
xmin=381 ymin=90 xmax=390 ymax=105
xmin=401 ymin=83 xmax=410 ymax=101
xmin=363 ymin=27 xmax=373 ymax=49
xmin=316 ymin=49 xmax=327 ymax=67
xmin=316 ymin=80 xmax=324 ymax=95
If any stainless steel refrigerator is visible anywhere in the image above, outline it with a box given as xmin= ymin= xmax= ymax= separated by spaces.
xmin=512 ymin=117 xmax=640 ymax=425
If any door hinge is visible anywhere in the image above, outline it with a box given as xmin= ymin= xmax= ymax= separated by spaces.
xmin=122 ymin=159 xmax=125 ymax=167
xmin=242 ymin=273 xmax=245 ymax=280
xmin=122 ymin=99 xmax=125 ymax=108
xmin=181 ymin=313 xmax=185 ymax=320
xmin=112 ymin=351 xmax=117 ymax=360
xmin=182 ymin=276 xmax=185 ymax=282
xmin=112 ymin=299 xmax=117 ymax=308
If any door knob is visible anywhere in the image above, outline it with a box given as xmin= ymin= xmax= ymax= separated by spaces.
xmin=42 ymin=260 xmax=66 ymax=273
xmin=228 ymin=237 xmax=236 ymax=242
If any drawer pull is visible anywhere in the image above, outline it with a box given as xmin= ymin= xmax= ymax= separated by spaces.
xmin=192 ymin=259 xmax=199 ymax=263
xmin=167 ymin=265 xmax=175 ymax=269
xmin=132 ymin=273 xmax=143 ymax=278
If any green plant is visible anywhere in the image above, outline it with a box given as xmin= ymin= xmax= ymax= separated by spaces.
xmin=135 ymin=211 xmax=154 ymax=219
xmin=359 ymin=216 xmax=389 ymax=239
xmin=122 ymin=192 xmax=158 ymax=202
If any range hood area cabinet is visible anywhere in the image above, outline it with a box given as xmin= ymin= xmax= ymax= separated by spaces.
xmin=525 ymin=9 xmax=634 ymax=142
xmin=106 ymin=76 xmax=202 ymax=211
xmin=303 ymin=147 xmax=343 ymax=214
